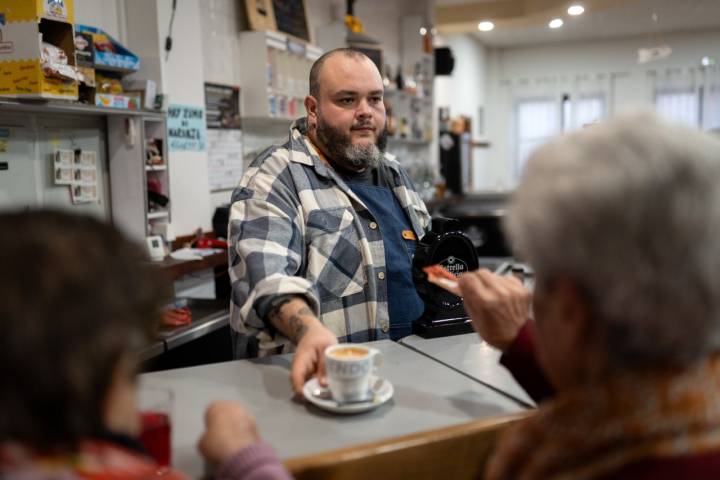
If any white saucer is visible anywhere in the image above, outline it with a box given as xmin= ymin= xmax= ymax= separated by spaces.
xmin=303 ymin=375 xmax=393 ymax=414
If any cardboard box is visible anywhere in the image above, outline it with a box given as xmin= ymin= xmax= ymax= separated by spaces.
xmin=0 ymin=0 xmax=78 ymax=99
xmin=94 ymin=92 xmax=141 ymax=110
xmin=75 ymin=24 xmax=139 ymax=73
xmin=74 ymin=30 xmax=94 ymax=67
xmin=124 ymin=78 xmax=156 ymax=110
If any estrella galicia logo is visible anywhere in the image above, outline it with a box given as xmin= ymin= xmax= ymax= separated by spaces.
xmin=439 ymin=256 xmax=468 ymax=277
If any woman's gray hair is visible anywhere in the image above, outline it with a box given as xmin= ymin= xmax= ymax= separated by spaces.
xmin=506 ymin=111 xmax=720 ymax=368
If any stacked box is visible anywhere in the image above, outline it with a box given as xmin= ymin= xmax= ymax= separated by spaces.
xmin=0 ymin=0 xmax=78 ymax=99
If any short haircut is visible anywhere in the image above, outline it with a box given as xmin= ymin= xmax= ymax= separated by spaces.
xmin=506 ymin=111 xmax=720 ymax=369
xmin=0 ymin=210 xmax=171 ymax=450
xmin=308 ymin=48 xmax=371 ymax=99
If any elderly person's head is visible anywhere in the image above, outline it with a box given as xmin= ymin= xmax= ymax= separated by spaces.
xmin=0 ymin=210 xmax=170 ymax=451
xmin=505 ymin=112 xmax=720 ymax=388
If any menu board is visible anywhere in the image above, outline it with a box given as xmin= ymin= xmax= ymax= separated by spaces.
xmin=272 ymin=0 xmax=310 ymax=42
xmin=204 ymin=82 xmax=243 ymax=191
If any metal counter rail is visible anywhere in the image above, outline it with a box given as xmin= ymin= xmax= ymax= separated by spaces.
xmin=137 ymin=306 xmax=230 ymax=361
xmin=160 ymin=310 xmax=229 ymax=350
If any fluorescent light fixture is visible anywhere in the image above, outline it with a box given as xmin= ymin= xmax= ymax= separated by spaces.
xmin=567 ymin=5 xmax=585 ymax=16
xmin=478 ymin=20 xmax=495 ymax=32
xmin=549 ymin=18 xmax=564 ymax=29
xmin=420 ymin=27 xmax=427 ymax=35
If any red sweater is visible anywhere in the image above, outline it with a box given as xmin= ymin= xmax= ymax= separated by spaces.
xmin=499 ymin=322 xmax=720 ymax=479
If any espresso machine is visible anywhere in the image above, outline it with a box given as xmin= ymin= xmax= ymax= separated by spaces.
xmin=412 ymin=218 xmax=479 ymax=338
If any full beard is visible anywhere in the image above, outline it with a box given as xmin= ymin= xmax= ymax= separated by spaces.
xmin=316 ymin=116 xmax=388 ymax=171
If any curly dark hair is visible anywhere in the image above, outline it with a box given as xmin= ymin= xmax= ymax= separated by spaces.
xmin=0 ymin=210 xmax=171 ymax=450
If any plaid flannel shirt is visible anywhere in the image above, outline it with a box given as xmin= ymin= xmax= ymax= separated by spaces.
xmin=228 ymin=118 xmax=431 ymax=356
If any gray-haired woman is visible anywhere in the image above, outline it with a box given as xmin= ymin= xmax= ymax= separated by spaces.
xmin=454 ymin=112 xmax=720 ymax=479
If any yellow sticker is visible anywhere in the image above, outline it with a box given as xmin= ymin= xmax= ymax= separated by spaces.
xmin=402 ymin=229 xmax=417 ymax=241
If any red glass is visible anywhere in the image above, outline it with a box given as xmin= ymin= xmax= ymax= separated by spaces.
xmin=139 ymin=411 xmax=172 ymax=466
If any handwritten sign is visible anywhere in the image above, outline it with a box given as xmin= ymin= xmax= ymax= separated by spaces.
xmin=167 ymin=104 xmax=207 ymax=151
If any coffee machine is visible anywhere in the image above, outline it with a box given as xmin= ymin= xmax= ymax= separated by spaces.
xmin=412 ymin=218 xmax=479 ymax=338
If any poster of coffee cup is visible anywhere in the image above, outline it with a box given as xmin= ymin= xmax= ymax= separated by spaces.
xmin=74 ymin=167 xmax=97 ymax=184
xmin=79 ymin=150 xmax=97 ymax=167
xmin=71 ymin=185 xmax=98 ymax=204
xmin=53 ymin=149 xmax=74 ymax=185
xmin=324 ymin=345 xmax=382 ymax=403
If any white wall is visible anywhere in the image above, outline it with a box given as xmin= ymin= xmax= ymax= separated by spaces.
xmin=482 ymin=29 xmax=720 ymax=190
xmin=73 ymin=0 xmax=124 ymax=41
xmin=434 ymin=34 xmax=488 ymax=190
xmin=156 ymin=0 xmax=213 ymax=237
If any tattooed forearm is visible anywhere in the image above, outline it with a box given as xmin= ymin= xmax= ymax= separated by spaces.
xmin=266 ymin=296 xmax=317 ymax=344
xmin=286 ymin=306 xmax=313 ymax=342
xmin=266 ymin=296 xmax=293 ymax=324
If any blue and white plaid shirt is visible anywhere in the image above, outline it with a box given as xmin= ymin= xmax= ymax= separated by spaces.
xmin=228 ymin=118 xmax=431 ymax=356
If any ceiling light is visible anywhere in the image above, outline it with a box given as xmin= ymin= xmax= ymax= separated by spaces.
xmin=419 ymin=27 xmax=427 ymax=36
xmin=478 ymin=21 xmax=495 ymax=32
xmin=567 ymin=4 xmax=585 ymax=16
xmin=549 ymin=18 xmax=564 ymax=29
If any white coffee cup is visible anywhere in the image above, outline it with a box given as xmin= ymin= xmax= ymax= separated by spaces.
xmin=324 ymin=344 xmax=382 ymax=403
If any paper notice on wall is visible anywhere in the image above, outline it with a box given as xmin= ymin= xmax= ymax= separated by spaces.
xmin=53 ymin=149 xmax=74 ymax=185
xmin=54 ymin=149 xmax=99 ymax=203
xmin=71 ymin=150 xmax=99 ymax=203
xmin=207 ymin=129 xmax=243 ymax=191
xmin=167 ymin=104 xmax=207 ymax=151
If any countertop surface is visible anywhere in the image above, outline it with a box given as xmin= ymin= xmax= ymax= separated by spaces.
xmin=140 ymin=339 xmax=528 ymax=478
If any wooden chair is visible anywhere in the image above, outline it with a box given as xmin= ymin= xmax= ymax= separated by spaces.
xmin=285 ymin=412 xmax=531 ymax=480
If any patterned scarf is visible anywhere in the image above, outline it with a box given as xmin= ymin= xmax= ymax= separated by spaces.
xmin=486 ymin=355 xmax=720 ymax=480
xmin=1 ymin=439 xmax=188 ymax=479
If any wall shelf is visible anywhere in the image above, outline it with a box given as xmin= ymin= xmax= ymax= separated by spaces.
xmin=0 ymin=99 xmax=164 ymax=119
xmin=147 ymin=210 xmax=170 ymax=219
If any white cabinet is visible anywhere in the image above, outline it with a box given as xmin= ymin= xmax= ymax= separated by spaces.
xmin=108 ymin=113 xmax=169 ymax=241
xmin=238 ymin=30 xmax=323 ymax=121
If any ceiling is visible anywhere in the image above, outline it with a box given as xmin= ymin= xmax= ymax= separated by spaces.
xmin=435 ymin=0 xmax=720 ymax=47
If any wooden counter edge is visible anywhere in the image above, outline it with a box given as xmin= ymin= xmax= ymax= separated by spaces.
xmin=284 ymin=410 xmax=532 ymax=480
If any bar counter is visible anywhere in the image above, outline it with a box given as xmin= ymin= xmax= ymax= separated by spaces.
xmin=140 ymin=339 xmax=529 ymax=478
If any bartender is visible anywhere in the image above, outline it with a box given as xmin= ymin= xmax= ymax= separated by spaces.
xmin=227 ymin=48 xmax=431 ymax=395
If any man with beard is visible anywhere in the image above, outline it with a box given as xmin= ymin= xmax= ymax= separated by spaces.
xmin=228 ymin=48 xmax=431 ymax=395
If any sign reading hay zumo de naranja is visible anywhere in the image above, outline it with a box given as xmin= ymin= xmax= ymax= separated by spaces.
xmin=167 ymin=104 xmax=207 ymax=152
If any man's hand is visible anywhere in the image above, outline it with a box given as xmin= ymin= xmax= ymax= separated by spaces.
xmin=266 ymin=296 xmax=338 ymax=396
xmin=198 ymin=400 xmax=261 ymax=465
xmin=290 ymin=322 xmax=338 ymax=395
xmin=458 ymin=269 xmax=531 ymax=351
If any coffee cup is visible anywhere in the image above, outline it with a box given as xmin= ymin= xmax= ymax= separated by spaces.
xmin=324 ymin=344 xmax=382 ymax=403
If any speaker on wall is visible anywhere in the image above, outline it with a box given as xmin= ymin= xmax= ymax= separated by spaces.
xmin=435 ymin=47 xmax=455 ymax=75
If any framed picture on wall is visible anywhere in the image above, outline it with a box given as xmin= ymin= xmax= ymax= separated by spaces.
xmin=243 ymin=0 xmax=311 ymax=43
xmin=245 ymin=0 xmax=277 ymax=32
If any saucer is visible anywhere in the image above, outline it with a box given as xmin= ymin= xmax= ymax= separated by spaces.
xmin=303 ymin=375 xmax=393 ymax=414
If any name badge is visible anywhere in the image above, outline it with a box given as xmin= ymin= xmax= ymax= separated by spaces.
xmin=402 ymin=229 xmax=417 ymax=241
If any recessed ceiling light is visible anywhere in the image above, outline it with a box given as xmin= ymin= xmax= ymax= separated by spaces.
xmin=478 ymin=20 xmax=495 ymax=32
xmin=549 ymin=18 xmax=564 ymax=29
xmin=419 ymin=27 xmax=427 ymax=35
xmin=567 ymin=4 xmax=585 ymax=16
